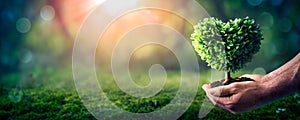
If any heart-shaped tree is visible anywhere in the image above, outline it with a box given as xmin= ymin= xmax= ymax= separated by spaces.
xmin=191 ymin=17 xmax=263 ymax=86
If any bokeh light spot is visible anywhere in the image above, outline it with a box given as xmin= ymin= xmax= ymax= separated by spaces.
xmin=262 ymin=41 xmax=278 ymax=59
xmin=20 ymin=49 xmax=33 ymax=63
xmin=247 ymin=0 xmax=263 ymax=6
xmin=252 ymin=67 xmax=266 ymax=75
xmin=279 ymin=18 xmax=292 ymax=32
xmin=261 ymin=28 xmax=272 ymax=42
xmin=40 ymin=5 xmax=55 ymax=21
xmin=259 ymin=12 xmax=274 ymax=29
xmin=8 ymin=88 xmax=23 ymax=103
xmin=268 ymin=42 xmax=278 ymax=55
xmin=16 ymin=17 xmax=31 ymax=33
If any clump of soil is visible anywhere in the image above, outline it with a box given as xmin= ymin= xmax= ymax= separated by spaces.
xmin=210 ymin=77 xmax=254 ymax=88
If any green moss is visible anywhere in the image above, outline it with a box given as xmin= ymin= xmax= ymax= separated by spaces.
xmin=1 ymin=71 xmax=299 ymax=119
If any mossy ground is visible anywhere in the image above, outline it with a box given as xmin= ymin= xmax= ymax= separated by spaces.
xmin=0 ymin=68 xmax=299 ymax=119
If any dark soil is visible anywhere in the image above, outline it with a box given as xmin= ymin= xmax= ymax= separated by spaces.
xmin=210 ymin=77 xmax=254 ymax=88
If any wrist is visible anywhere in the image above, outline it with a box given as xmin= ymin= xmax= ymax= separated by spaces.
xmin=296 ymin=64 xmax=300 ymax=90
xmin=261 ymin=70 xmax=298 ymax=103
xmin=293 ymin=52 xmax=300 ymax=90
xmin=263 ymin=52 xmax=300 ymax=99
xmin=259 ymin=75 xmax=279 ymax=103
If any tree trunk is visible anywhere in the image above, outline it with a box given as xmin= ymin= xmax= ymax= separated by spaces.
xmin=223 ymin=71 xmax=232 ymax=85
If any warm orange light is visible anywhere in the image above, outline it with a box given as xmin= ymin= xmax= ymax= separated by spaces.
xmin=47 ymin=0 xmax=190 ymax=64
xmin=96 ymin=8 xmax=188 ymax=65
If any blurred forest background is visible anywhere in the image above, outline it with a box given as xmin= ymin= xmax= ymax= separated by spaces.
xmin=1 ymin=0 xmax=300 ymax=85
xmin=1 ymin=0 xmax=300 ymax=119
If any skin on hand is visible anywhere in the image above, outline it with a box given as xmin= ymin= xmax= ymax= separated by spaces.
xmin=202 ymin=53 xmax=300 ymax=114
xmin=202 ymin=75 xmax=267 ymax=114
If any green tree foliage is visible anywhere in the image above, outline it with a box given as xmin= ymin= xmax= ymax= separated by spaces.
xmin=191 ymin=17 xmax=263 ymax=73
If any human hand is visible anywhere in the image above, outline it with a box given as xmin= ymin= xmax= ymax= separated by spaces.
xmin=202 ymin=53 xmax=300 ymax=114
xmin=202 ymin=74 xmax=273 ymax=114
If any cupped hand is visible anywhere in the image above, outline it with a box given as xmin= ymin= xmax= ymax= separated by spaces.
xmin=202 ymin=53 xmax=300 ymax=114
xmin=202 ymin=74 xmax=269 ymax=114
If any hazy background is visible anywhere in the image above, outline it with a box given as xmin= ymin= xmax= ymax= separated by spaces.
xmin=1 ymin=0 xmax=300 ymax=86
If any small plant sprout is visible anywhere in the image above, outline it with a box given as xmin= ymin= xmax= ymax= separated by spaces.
xmin=191 ymin=17 xmax=263 ymax=85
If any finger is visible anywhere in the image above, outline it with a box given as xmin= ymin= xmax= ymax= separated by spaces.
xmin=203 ymin=84 xmax=219 ymax=105
xmin=203 ymin=84 xmax=231 ymax=101
xmin=202 ymin=84 xmax=211 ymax=92
xmin=205 ymin=92 xmax=228 ymax=109
xmin=209 ymin=81 xmax=255 ymax=97
xmin=208 ymin=83 xmax=238 ymax=97
xmin=206 ymin=93 xmax=237 ymax=113
xmin=204 ymin=87 xmax=229 ymax=105
xmin=205 ymin=92 xmax=217 ymax=105
xmin=208 ymin=93 xmax=232 ymax=105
